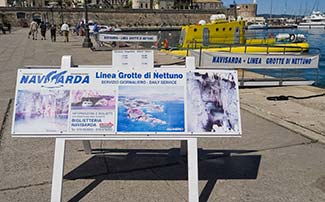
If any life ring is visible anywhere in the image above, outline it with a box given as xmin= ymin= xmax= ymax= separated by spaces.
xmin=290 ymin=34 xmax=296 ymax=42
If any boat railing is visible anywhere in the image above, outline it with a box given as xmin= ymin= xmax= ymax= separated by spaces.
xmin=185 ymin=42 xmax=315 ymax=56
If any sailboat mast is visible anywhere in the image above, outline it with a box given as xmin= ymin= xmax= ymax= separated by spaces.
xmin=270 ymin=0 xmax=273 ymax=19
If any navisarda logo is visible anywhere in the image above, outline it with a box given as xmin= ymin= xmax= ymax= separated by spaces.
xmin=20 ymin=70 xmax=90 ymax=88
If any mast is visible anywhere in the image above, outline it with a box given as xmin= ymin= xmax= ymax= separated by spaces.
xmin=270 ymin=0 xmax=272 ymax=19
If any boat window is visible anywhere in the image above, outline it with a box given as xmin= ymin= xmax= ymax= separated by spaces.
xmin=216 ymin=28 xmax=219 ymax=31
xmin=229 ymin=27 xmax=232 ymax=31
xmin=223 ymin=27 xmax=225 ymax=31
xmin=194 ymin=28 xmax=197 ymax=32
xmin=236 ymin=27 xmax=239 ymax=32
xmin=203 ymin=28 xmax=209 ymax=46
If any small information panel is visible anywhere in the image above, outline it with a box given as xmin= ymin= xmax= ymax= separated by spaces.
xmin=99 ymin=34 xmax=158 ymax=42
xmin=113 ymin=50 xmax=154 ymax=69
xmin=12 ymin=68 xmax=241 ymax=137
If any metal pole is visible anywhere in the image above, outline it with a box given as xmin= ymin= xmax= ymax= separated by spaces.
xmin=50 ymin=139 xmax=66 ymax=202
xmin=187 ymin=138 xmax=199 ymax=202
xmin=51 ymin=7 xmax=54 ymax=24
xmin=60 ymin=1 xmax=63 ymax=25
xmin=82 ymin=0 xmax=93 ymax=48
xmin=270 ymin=0 xmax=272 ymax=19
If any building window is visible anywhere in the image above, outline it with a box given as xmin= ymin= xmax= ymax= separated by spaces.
xmin=16 ymin=12 xmax=26 ymax=19
xmin=140 ymin=3 xmax=143 ymax=8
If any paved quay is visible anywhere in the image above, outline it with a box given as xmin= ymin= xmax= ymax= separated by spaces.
xmin=0 ymin=29 xmax=325 ymax=202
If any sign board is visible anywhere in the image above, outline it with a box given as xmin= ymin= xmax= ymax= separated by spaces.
xmin=12 ymin=68 xmax=241 ymax=137
xmin=112 ymin=50 xmax=154 ymax=69
xmin=191 ymin=51 xmax=320 ymax=69
xmin=99 ymin=34 xmax=157 ymax=42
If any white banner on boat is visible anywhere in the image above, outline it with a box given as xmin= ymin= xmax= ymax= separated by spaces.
xmin=191 ymin=51 xmax=320 ymax=69
xmin=12 ymin=68 xmax=241 ymax=137
xmin=99 ymin=34 xmax=157 ymax=42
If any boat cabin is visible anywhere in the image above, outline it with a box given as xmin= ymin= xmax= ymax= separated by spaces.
xmin=179 ymin=17 xmax=246 ymax=49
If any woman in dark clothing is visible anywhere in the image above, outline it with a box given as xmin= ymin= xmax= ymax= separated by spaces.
xmin=40 ymin=21 xmax=47 ymax=40
xmin=50 ymin=24 xmax=56 ymax=42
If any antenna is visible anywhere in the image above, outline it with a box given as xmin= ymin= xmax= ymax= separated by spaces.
xmin=270 ymin=0 xmax=272 ymax=18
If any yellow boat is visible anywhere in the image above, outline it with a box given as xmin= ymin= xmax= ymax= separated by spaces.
xmin=162 ymin=15 xmax=309 ymax=56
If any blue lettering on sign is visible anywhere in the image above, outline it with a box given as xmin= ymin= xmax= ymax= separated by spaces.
xmin=290 ymin=58 xmax=312 ymax=65
xmin=118 ymin=72 xmax=142 ymax=79
xmin=153 ymin=72 xmax=183 ymax=79
xmin=20 ymin=70 xmax=90 ymax=84
xmin=266 ymin=58 xmax=285 ymax=65
xmin=96 ymin=72 xmax=117 ymax=79
xmin=212 ymin=56 xmax=242 ymax=64
xmin=247 ymin=57 xmax=262 ymax=64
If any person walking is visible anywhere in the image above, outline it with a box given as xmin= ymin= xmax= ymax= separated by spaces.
xmin=29 ymin=20 xmax=38 ymax=40
xmin=61 ymin=22 xmax=69 ymax=42
xmin=5 ymin=22 xmax=11 ymax=33
xmin=40 ymin=21 xmax=47 ymax=40
xmin=93 ymin=22 xmax=99 ymax=43
xmin=50 ymin=24 xmax=56 ymax=42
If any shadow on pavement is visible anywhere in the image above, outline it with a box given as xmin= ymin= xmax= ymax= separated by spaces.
xmin=64 ymin=148 xmax=261 ymax=202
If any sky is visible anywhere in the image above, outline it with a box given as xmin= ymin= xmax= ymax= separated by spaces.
xmin=223 ymin=0 xmax=325 ymax=15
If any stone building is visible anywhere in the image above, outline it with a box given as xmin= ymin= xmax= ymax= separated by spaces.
xmin=0 ymin=0 xmax=7 ymax=7
xmin=132 ymin=0 xmax=152 ymax=9
xmin=132 ymin=0 xmax=174 ymax=9
xmin=192 ymin=0 xmax=223 ymax=10
xmin=236 ymin=3 xmax=257 ymax=18
xmin=157 ymin=0 xmax=174 ymax=9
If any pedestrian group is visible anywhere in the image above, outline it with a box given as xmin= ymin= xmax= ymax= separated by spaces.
xmin=28 ymin=20 xmax=70 ymax=43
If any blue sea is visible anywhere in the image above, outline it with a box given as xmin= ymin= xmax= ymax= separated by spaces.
xmin=245 ymin=28 xmax=325 ymax=88
xmin=117 ymin=100 xmax=185 ymax=132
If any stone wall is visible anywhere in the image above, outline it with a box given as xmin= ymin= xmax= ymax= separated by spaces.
xmin=0 ymin=7 xmax=234 ymax=27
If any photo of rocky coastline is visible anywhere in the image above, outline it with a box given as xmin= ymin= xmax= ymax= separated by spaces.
xmin=187 ymin=71 xmax=240 ymax=134
xmin=117 ymin=86 xmax=185 ymax=132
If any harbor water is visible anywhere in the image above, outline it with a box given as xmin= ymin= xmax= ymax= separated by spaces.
xmin=246 ymin=28 xmax=325 ymax=88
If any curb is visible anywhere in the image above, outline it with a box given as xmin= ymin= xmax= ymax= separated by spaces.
xmin=241 ymin=102 xmax=325 ymax=144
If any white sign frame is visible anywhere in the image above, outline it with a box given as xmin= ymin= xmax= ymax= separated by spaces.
xmin=12 ymin=68 xmax=242 ymax=138
xmin=13 ymin=55 xmax=243 ymax=202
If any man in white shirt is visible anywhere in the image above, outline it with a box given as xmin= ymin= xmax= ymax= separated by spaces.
xmin=61 ymin=22 xmax=69 ymax=42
